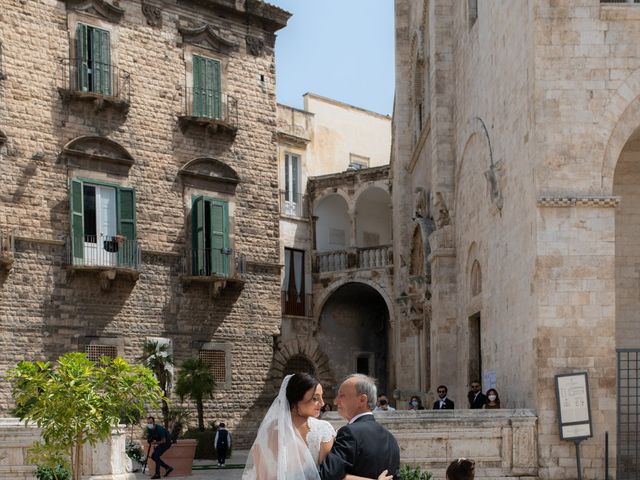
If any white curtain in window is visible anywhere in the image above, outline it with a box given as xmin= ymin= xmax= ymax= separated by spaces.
xmin=293 ymin=250 xmax=303 ymax=301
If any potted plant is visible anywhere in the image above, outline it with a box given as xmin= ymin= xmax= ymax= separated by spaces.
xmin=175 ymin=357 xmax=215 ymax=431
xmin=140 ymin=339 xmax=174 ymax=428
xmin=8 ymin=352 xmax=163 ymax=480
xmin=399 ymin=465 xmax=433 ymax=480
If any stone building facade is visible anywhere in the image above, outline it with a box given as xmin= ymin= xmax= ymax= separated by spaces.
xmin=393 ymin=0 xmax=640 ymax=478
xmin=274 ymin=96 xmax=394 ymax=403
xmin=0 ymin=0 xmax=289 ymax=446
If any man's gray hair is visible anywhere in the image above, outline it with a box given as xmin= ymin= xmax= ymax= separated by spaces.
xmin=346 ymin=374 xmax=377 ymax=410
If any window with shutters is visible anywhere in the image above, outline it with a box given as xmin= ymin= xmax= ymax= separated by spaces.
xmin=191 ymin=196 xmax=229 ymax=277
xmin=192 ymin=55 xmax=222 ymax=120
xmin=69 ymin=178 xmax=139 ymax=270
xmin=76 ymin=23 xmax=112 ymax=95
xmin=283 ymin=248 xmax=306 ymax=316
xmin=199 ymin=349 xmax=226 ymax=384
xmin=86 ymin=344 xmax=118 ymax=362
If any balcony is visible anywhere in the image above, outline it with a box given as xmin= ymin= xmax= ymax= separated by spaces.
xmin=314 ymin=245 xmax=393 ymax=274
xmin=181 ymin=248 xmax=246 ymax=297
xmin=177 ymin=87 xmax=238 ymax=136
xmin=57 ymin=58 xmax=131 ymax=112
xmin=280 ymin=191 xmax=308 ymax=218
xmin=0 ymin=230 xmax=14 ymax=270
xmin=66 ymin=234 xmax=140 ymax=289
xmin=282 ymin=291 xmax=313 ymax=317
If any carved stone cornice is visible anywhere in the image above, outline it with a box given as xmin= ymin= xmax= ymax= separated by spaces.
xmin=178 ymin=24 xmax=237 ymax=54
xmin=141 ymin=1 xmax=162 ymax=27
xmin=64 ymin=0 xmax=125 ymax=23
xmin=537 ymin=196 xmax=621 ymax=208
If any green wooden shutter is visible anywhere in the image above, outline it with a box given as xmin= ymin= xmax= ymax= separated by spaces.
xmin=76 ymin=23 xmax=89 ymax=92
xmin=210 ymin=199 xmax=229 ymax=276
xmin=92 ymin=28 xmax=111 ymax=95
xmin=192 ymin=196 xmax=205 ymax=275
xmin=70 ymin=179 xmax=84 ymax=264
xmin=205 ymin=58 xmax=221 ymax=119
xmin=193 ymin=55 xmax=205 ymax=117
xmin=117 ymin=187 xmax=136 ymax=267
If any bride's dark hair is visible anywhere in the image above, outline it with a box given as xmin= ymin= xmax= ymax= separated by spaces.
xmin=286 ymin=373 xmax=320 ymax=409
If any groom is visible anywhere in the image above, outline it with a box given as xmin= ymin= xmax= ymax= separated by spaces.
xmin=319 ymin=374 xmax=400 ymax=480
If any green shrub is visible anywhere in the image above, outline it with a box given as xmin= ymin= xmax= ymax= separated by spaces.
xmin=35 ymin=465 xmax=71 ymax=480
xmin=400 ymin=464 xmax=433 ymax=480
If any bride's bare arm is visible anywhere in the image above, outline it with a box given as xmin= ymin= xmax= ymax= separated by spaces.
xmin=344 ymin=470 xmax=393 ymax=480
xmin=318 ymin=438 xmax=334 ymax=464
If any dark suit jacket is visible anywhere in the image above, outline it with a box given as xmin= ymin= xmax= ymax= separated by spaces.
xmin=468 ymin=392 xmax=487 ymax=409
xmin=432 ymin=398 xmax=455 ymax=410
xmin=319 ymin=414 xmax=400 ymax=480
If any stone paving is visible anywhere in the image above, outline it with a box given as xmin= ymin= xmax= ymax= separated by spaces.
xmin=135 ymin=451 xmax=248 ymax=480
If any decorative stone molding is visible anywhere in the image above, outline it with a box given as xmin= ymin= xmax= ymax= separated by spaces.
xmin=60 ymin=135 xmax=134 ymax=176
xmin=178 ymin=157 xmax=240 ymax=194
xmin=271 ymin=337 xmax=336 ymax=392
xmin=64 ymin=0 xmax=125 ymax=23
xmin=178 ymin=24 xmax=237 ymax=54
xmin=537 ymin=196 xmax=621 ymax=208
xmin=246 ymin=35 xmax=265 ymax=56
xmin=141 ymin=1 xmax=162 ymax=27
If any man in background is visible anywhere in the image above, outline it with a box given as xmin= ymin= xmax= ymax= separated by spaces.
xmin=146 ymin=416 xmax=173 ymax=479
xmin=214 ymin=422 xmax=231 ymax=467
xmin=373 ymin=393 xmax=396 ymax=413
xmin=432 ymin=385 xmax=455 ymax=410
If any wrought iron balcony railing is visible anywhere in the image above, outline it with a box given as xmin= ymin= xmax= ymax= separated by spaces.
xmin=57 ymin=58 xmax=131 ymax=106
xmin=181 ymin=247 xmax=246 ymax=279
xmin=280 ymin=191 xmax=308 ymax=218
xmin=0 ymin=230 xmax=14 ymax=269
xmin=67 ymin=234 xmax=140 ymax=270
xmin=179 ymin=87 xmax=239 ymax=133
xmin=314 ymin=245 xmax=393 ymax=273
xmin=282 ymin=291 xmax=312 ymax=317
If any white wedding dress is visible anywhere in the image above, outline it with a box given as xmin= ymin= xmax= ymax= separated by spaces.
xmin=242 ymin=376 xmax=336 ymax=480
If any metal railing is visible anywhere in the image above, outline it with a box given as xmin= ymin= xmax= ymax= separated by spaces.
xmin=182 ymin=247 xmax=246 ymax=279
xmin=314 ymin=245 xmax=393 ymax=273
xmin=602 ymin=0 xmax=640 ymax=3
xmin=68 ymin=234 xmax=140 ymax=269
xmin=182 ymin=87 xmax=238 ymax=129
xmin=0 ymin=230 xmax=14 ymax=254
xmin=280 ymin=191 xmax=308 ymax=218
xmin=58 ymin=58 xmax=131 ymax=102
xmin=281 ymin=291 xmax=312 ymax=317
xmin=618 ymin=349 xmax=640 ymax=479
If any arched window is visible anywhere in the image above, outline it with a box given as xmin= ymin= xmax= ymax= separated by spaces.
xmin=283 ymin=355 xmax=316 ymax=377
xmin=471 ymin=260 xmax=482 ymax=296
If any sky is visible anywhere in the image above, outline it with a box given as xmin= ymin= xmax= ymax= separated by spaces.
xmin=267 ymin=0 xmax=395 ymax=116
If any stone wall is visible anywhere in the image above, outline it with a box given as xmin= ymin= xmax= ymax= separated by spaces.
xmin=0 ymin=0 xmax=289 ymax=447
xmin=324 ymin=410 xmax=539 ymax=480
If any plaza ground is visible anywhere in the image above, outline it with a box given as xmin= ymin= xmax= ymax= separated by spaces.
xmin=135 ymin=450 xmax=249 ymax=480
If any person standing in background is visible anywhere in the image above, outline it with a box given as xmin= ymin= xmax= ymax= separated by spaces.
xmin=214 ymin=422 xmax=231 ymax=467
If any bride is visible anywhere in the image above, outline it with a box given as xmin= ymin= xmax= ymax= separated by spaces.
xmin=242 ymin=373 xmax=393 ymax=480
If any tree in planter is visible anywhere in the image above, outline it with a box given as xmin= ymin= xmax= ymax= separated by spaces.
xmin=140 ymin=340 xmax=174 ymax=428
xmin=9 ymin=353 xmax=163 ymax=480
xmin=175 ymin=358 xmax=215 ymax=431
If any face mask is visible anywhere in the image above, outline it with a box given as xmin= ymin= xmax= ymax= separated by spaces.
xmin=488 ymin=395 xmax=497 ymax=402
xmin=410 ymin=401 xmax=418 ymax=407
xmin=147 ymin=424 xmax=154 ymax=430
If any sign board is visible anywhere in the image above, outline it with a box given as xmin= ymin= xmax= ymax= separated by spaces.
xmin=554 ymin=372 xmax=592 ymax=441
xmin=483 ymin=369 xmax=497 ymax=390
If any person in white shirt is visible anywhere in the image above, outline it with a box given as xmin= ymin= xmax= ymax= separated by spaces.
xmin=432 ymin=385 xmax=455 ymax=410
xmin=373 ymin=394 xmax=396 ymax=413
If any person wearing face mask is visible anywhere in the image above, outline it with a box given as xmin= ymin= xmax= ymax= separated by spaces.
xmin=483 ymin=389 xmax=501 ymax=409
xmin=432 ymin=385 xmax=455 ymax=410
xmin=407 ymin=395 xmax=425 ymax=410
xmin=146 ymin=416 xmax=173 ymax=478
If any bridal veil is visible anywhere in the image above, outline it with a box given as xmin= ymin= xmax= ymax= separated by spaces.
xmin=242 ymin=374 xmax=321 ymax=480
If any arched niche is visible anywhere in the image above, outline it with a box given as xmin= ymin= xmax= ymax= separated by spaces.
xmin=314 ymin=194 xmax=351 ymax=252
xmin=61 ymin=135 xmax=134 ymax=176
xmin=178 ymin=157 xmax=240 ymax=194
xmin=470 ymin=260 xmax=482 ymax=297
xmin=354 ymin=186 xmax=392 ymax=248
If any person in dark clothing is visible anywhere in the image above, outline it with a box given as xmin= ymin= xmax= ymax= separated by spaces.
xmin=146 ymin=416 xmax=173 ymax=478
xmin=467 ymin=382 xmax=487 ymax=409
xmin=432 ymin=385 xmax=455 ymax=410
xmin=214 ymin=422 xmax=231 ymax=467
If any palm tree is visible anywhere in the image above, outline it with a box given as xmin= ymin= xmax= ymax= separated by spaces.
xmin=140 ymin=340 xmax=174 ymax=427
xmin=175 ymin=358 xmax=215 ymax=431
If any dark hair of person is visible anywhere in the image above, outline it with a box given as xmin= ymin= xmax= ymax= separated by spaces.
xmin=410 ymin=395 xmax=424 ymax=408
xmin=486 ymin=388 xmax=501 ymax=407
xmin=219 ymin=422 xmax=226 ymax=428
xmin=446 ymin=458 xmax=475 ymax=480
xmin=286 ymin=373 xmax=320 ymax=409
xmin=147 ymin=416 xmax=155 ymax=423
xmin=437 ymin=385 xmax=448 ymax=393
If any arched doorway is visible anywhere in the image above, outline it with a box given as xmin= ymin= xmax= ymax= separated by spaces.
xmin=317 ymin=282 xmax=390 ymax=394
xmin=283 ymin=354 xmax=317 ymax=377
xmin=614 ymin=128 xmax=640 ymax=477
